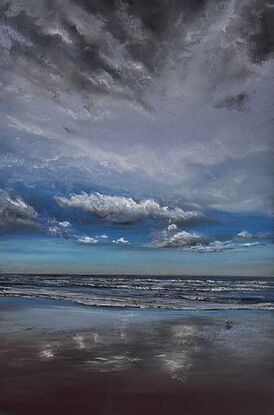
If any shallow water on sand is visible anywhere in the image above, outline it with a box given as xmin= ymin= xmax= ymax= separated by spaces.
xmin=0 ymin=297 xmax=274 ymax=415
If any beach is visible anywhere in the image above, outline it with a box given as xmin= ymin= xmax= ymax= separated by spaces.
xmin=0 ymin=296 xmax=274 ymax=415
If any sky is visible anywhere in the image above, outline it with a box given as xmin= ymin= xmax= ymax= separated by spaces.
xmin=0 ymin=0 xmax=273 ymax=276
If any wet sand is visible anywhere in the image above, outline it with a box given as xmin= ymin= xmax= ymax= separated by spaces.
xmin=0 ymin=297 xmax=274 ymax=415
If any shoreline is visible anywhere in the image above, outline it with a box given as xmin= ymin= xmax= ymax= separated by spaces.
xmin=1 ymin=293 xmax=273 ymax=313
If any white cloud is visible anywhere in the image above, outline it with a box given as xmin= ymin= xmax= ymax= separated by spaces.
xmin=96 ymin=234 xmax=109 ymax=239
xmin=78 ymin=236 xmax=98 ymax=244
xmin=235 ymin=230 xmax=270 ymax=240
xmin=100 ymin=234 xmax=108 ymax=239
xmin=192 ymin=241 xmax=235 ymax=253
xmin=48 ymin=226 xmax=61 ymax=236
xmin=241 ymin=242 xmax=261 ymax=248
xmin=113 ymin=237 xmax=129 ymax=245
xmin=152 ymin=224 xmax=266 ymax=251
xmin=56 ymin=193 xmax=203 ymax=224
xmin=193 ymin=240 xmax=263 ymax=253
xmin=236 ymin=230 xmax=253 ymax=239
xmin=0 ymin=189 xmax=37 ymax=230
xmin=152 ymin=226 xmax=204 ymax=248
xmin=58 ymin=221 xmax=71 ymax=228
xmin=167 ymin=223 xmax=178 ymax=231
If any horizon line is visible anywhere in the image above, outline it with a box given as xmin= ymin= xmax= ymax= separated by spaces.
xmin=0 ymin=272 xmax=273 ymax=278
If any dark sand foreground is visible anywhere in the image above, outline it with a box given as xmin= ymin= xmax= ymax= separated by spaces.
xmin=0 ymin=297 xmax=274 ymax=415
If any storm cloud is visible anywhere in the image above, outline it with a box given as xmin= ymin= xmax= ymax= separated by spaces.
xmin=0 ymin=189 xmax=37 ymax=231
xmin=0 ymin=0 xmax=273 ymax=214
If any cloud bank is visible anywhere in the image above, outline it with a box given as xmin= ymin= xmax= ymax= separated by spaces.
xmin=56 ymin=193 xmax=204 ymax=224
xmin=151 ymin=224 xmax=266 ymax=251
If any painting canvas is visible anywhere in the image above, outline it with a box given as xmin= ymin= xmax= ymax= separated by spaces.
xmin=0 ymin=1 xmax=274 ymax=414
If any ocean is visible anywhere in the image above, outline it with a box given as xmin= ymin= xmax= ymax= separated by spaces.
xmin=0 ymin=274 xmax=273 ymax=311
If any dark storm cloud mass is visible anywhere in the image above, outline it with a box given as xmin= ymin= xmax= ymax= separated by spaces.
xmin=1 ymin=0 xmax=273 ymax=109
xmin=0 ymin=0 xmax=207 ymax=100
xmin=0 ymin=189 xmax=37 ymax=231
xmin=0 ymin=0 xmax=273 ymax=217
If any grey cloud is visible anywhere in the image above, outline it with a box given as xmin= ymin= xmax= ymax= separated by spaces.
xmin=0 ymin=189 xmax=37 ymax=231
xmin=0 ymin=0 xmax=157 ymax=106
xmin=55 ymin=192 xmax=204 ymax=224
xmin=214 ymin=93 xmax=251 ymax=111
xmin=0 ymin=0 xmax=273 ymax=213
xmin=1 ymin=0 xmax=270 ymax=110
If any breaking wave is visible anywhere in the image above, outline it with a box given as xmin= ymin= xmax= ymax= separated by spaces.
xmin=1 ymin=274 xmax=274 ymax=311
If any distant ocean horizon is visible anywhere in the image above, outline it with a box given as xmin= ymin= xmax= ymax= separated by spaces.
xmin=1 ymin=274 xmax=273 ymax=311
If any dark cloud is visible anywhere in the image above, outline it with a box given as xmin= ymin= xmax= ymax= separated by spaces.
xmin=0 ymin=189 xmax=37 ymax=232
xmin=248 ymin=2 xmax=274 ymax=63
xmin=215 ymin=92 xmax=251 ymax=111
xmin=0 ymin=0 xmax=273 ymax=214
xmin=1 ymin=0 xmax=272 ymax=108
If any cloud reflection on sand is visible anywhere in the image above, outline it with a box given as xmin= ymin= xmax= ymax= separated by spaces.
xmin=73 ymin=334 xmax=86 ymax=349
xmin=35 ymin=321 xmax=200 ymax=381
xmin=39 ymin=342 xmax=60 ymax=360
xmin=155 ymin=323 xmax=200 ymax=381
xmin=2 ymin=298 xmax=274 ymax=389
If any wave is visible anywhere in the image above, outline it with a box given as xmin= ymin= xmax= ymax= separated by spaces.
xmin=0 ymin=275 xmax=273 ymax=311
